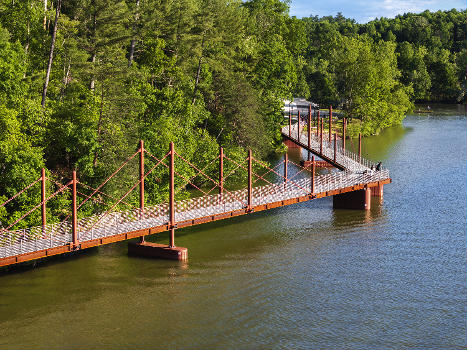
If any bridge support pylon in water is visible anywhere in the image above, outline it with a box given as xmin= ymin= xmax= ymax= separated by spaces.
xmin=128 ymin=241 xmax=188 ymax=261
xmin=370 ymin=184 xmax=384 ymax=197
xmin=333 ymin=187 xmax=371 ymax=210
xmin=127 ymin=141 xmax=188 ymax=261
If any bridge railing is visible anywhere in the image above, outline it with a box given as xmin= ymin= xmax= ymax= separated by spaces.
xmin=282 ymin=124 xmax=380 ymax=172
xmin=0 ymin=168 xmax=390 ymax=259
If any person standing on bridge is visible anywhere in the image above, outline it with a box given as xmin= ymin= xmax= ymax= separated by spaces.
xmin=376 ymin=162 xmax=382 ymax=171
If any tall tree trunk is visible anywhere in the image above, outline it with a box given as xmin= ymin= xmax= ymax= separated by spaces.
xmin=128 ymin=0 xmax=140 ymax=67
xmin=41 ymin=0 xmax=61 ymax=108
xmin=192 ymin=34 xmax=206 ymax=105
xmin=59 ymin=58 xmax=71 ymax=100
xmin=89 ymin=9 xmax=97 ymax=91
xmin=43 ymin=0 xmax=47 ymax=30
xmin=89 ymin=52 xmax=96 ymax=90
xmin=93 ymin=86 xmax=106 ymax=167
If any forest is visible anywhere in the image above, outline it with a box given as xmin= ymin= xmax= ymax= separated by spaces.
xmin=0 ymin=0 xmax=465 ymax=227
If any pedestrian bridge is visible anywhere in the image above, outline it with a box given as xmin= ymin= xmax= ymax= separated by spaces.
xmin=0 ymin=113 xmax=390 ymax=267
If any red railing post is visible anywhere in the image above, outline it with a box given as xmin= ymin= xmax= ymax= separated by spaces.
xmin=311 ymin=155 xmax=315 ymax=194
xmin=41 ymin=168 xmax=46 ymax=229
xmin=297 ymin=110 xmax=300 ymax=142
xmin=219 ymin=146 xmax=224 ymax=195
xmin=72 ymin=170 xmax=78 ymax=247
xmin=307 ymin=108 xmax=311 ymax=161
xmin=284 ymin=153 xmax=288 ymax=185
xmin=289 ymin=110 xmax=291 ymax=137
xmin=329 ymin=105 xmax=332 ymax=142
xmin=320 ymin=118 xmax=323 ymax=154
xmin=358 ymin=133 xmax=362 ymax=162
xmin=248 ymin=149 xmax=252 ymax=211
xmin=169 ymin=142 xmax=175 ymax=247
xmin=334 ymin=133 xmax=337 ymax=162
xmin=139 ymin=140 xmax=145 ymax=243
xmin=316 ymin=110 xmax=320 ymax=137
xmin=343 ymin=118 xmax=346 ymax=150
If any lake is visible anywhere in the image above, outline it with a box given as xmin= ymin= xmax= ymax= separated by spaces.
xmin=0 ymin=104 xmax=465 ymax=350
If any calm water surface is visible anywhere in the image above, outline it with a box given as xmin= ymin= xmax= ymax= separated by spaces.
xmin=0 ymin=105 xmax=466 ymax=349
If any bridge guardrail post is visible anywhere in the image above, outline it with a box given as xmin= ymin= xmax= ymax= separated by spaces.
xmin=139 ymin=140 xmax=145 ymax=243
xmin=72 ymin=170 xmax=78 ymax=247
xmin=41 ymin=168 xmax=46 ymax=233
xmin=284 ymin=153 xmax=288 ymax=190
xmin=219 ymin=146 xmax=224 ymax=196
xmin=169 ymin=142 xmax=175 ymax=247
xmin=311 ymin=156 xmax=315 ymax=194
xmin=297 ymin=110 xmax=300 ymax=142
xmin=248 ymin=149 xmax=252 ymax=211
xmin=316 ymin=111 xmax=320 ymax=137
xmin=320 ymin=118 xmax=323 ymax=154
xmin=358 ymin=133 xmax=362 ymax=163
xmin=334 ymin=133 xmax=337 ymax=162
xmin=329 ymin=105 xmax=332 ymax=142
xmin=307 ymin=109 xmax=311 ymax=161
xmin=343 ymin=118 xmax=346 ymax=150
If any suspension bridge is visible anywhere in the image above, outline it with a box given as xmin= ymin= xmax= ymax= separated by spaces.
xmin=0 ymin=108 xmax=391 ymax=266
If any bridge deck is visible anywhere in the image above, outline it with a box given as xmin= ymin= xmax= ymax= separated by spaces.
xmin=0 ymin=169 xmax=390 ymax=267
xmin=1 ymin=124 xmax=391 ymax=268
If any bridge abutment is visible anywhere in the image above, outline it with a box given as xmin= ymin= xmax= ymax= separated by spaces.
xmin=333 ymin=188 xmax=371 ymax=210
xmin=128 ymin=241 xmax=188 ymax=261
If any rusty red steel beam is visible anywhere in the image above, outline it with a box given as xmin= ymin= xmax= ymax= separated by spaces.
xmin=311 ymin=156 xmax=315 ymax=194
xmin=320 ymin=118 xmax=324 ymax=154
xmin=0 ymin=178 xmax=392 ymax=268
xmin=343 ymin=118 xmax=346 ymax=150
xmin=334 ymin=133 xmax=337 ymax=162
xmin=289 ymin=110 xmax=291 ymax=137
xmin=316 ymin=110 xmax=320 ymax=136
xmin=140 ymin=140 xmax=144 ymax=213
xmin=72 ymin=170 xmax=78 ymax=247
xmin=359 ymin=133 xmax=362 ymax=162
xmin=248 ymin=149 xmax=252 ymax=211
xmin=41 ymin=168 xmax=46 ymax=228
xmin=297 ymin=110 xmax=300 ymax=142
xmin=284 ymin=153 xmax=288 ymax=185
xmin=169 ymin=142 xmax=175 ymax=248
xmin=219 ymin=147 xmax=224 ymax=195
xmin=307 ymin=109 xmax=311 ymax=161
xmin=139 ymin=140 xmax=145 ymax=243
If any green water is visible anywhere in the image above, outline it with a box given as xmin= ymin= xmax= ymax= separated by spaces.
xmin=0 ymin=104 xmax=466 ymax=349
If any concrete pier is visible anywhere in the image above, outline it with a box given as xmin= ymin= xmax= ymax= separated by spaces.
xmin=370 ymin=184 xmax=384 ymax=197
xmin=333 ymin=188 xmax=371 ymax=210
xmin=128 ymin=241 xmax=188 ymax=261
